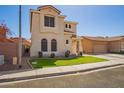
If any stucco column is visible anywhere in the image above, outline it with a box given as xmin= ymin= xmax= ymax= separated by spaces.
xmin=79 ymin=39 xmax=83 ymax=52
xmin=48 ymin=39 xmax=51 ymax=54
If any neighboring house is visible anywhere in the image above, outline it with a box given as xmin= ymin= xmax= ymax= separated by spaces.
xmin=0 ymin=26 xmax=13 ymax=42
xmin=30 ymin=5 xmax=83 ymax=57
xmin=10 ymin=37 xmax=31 ymax=48
xmin=108 ymin=36 xmax=124 ymax=52
xmin=0 ymin=28 xmax=18 ymax=62
xmin=0 ymin=27 xmax=6 ymax=38
xmin=0 ymin=37 xmax=13 ymax=43
xmin=82 ymin=36 xmax=124 ymax=54
xmin=10 ymin=37 xmax=31 ymax=56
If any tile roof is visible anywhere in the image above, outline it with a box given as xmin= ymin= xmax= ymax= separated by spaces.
xmin=82 ymin=36 xmax=124 ymax=41
xmin=0 ymin=38 xmax=14 ymax=43
xmin=64 ymin=30 xmax=75 ymax=33
xmin=10 ymin=37 xmax=31 ymax=46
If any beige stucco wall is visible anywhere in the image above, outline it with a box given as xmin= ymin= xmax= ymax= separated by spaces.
xmin=30 ymin=7 xmax=78 ymax=57
xmin=78 ymin=38 xmax=83 ymax=52
xmin=71 ymin=38 xmax=83 ymax=55
xmin=64 ymin=34 xmax=72 ymax=52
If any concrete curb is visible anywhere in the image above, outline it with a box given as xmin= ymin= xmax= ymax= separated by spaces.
xmin=0 ymin=63 xmax=123 ymax=83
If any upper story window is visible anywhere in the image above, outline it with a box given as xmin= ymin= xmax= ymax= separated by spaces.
xmin=65 ymin=24 xmax=68 ymax=28
xmin=44 ymin=16 xmax=55 ymax=27
xmin=69 ymin=24 xmax=71 ymax=28
xmin=66 ymin=40 xmax=69 ymax=44
xmin=65 ymin=24 xmax=71 ymax=29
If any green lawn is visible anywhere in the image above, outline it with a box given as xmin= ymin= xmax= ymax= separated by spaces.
xmin=30 ymin=56 xmax=108 ymax=68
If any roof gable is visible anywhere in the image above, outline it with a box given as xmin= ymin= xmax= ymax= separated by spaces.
xmin=38 ymin=5 xmax=61 ymax=14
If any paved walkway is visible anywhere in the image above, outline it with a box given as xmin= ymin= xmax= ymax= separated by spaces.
xmin=0 ymin=54 xmax=124 ymax=81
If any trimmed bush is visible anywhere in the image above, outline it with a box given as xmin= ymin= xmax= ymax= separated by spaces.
xmin=50 ymin=53 xmax=55 ymax=58
xmin=79 ymin=52 xmax=83 ymax=56
xmin=38 ymin=51 xmax=43 ymax=58
xmin=65 ymin=50 xmax=70 ymax=57
xmin=120 ymin=51 xmax=124 ymax=54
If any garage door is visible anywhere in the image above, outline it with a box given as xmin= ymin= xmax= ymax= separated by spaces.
xmin=93 ymin=44 xmax=107 ymax=54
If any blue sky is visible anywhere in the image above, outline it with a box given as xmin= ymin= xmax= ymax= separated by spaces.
xmin=0 ymin=5 xmax=124 ymax=39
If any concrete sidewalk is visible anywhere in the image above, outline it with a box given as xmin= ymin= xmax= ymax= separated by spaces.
xmin=0 ymin=57 xmax=124 ymax=82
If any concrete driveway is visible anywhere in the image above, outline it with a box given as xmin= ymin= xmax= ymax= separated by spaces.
xmin=85 ymin=53 xmax=124 ymax=60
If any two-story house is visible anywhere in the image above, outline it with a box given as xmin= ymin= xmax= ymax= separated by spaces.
xmin=30 ymin=5 xmax=83 ymax=57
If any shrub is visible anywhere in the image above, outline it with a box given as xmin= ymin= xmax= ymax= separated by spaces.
xmin=79 ymin=52 xmax=83 ymax=56
xmin=120 ymin=51 xmax=124 ymax=54
xmin=65 ymin=50 xmax=70 ymax=57
xmin=38 ymin=51 xmax=43 ymax=58
xmin=50 ymin=53 xmax=55 ymax=58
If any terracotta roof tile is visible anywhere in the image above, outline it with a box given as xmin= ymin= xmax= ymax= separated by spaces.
xmin=82 ymin=36 xmax=124 ymax=41
xmin=64 ymin=30 xmax=74 ymax=33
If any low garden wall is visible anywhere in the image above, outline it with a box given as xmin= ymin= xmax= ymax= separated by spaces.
xmin=0 ymin=42 xmax=18 ymax=63
xmin=0 ymin=55 xmax=4 ymax=65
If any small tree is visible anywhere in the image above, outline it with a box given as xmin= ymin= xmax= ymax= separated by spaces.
xmin=79 ymin=52 xmax=83 ymax=56
xmin=0 ymin=22 xmax=12 ymax=38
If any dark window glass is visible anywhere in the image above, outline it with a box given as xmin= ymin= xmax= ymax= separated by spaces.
xmin=69 ymin=24 xmax=71 ymax=28
xmin=44 ymin=16 xmax=55 ymax=27
xmin=41 ymin=39 xmax=47 ymax=51
xmin=51 ymin=39 xmax=57 ymax=51
xmin=50 ymin=17 xmax=55 ymax=27
xmin=65 ymin=24 xmax=68 ymax=28
xmin=66 ymin=40 xmax=69 ymax=44
xmin=44 ymin=16 xmax=49 ymax=27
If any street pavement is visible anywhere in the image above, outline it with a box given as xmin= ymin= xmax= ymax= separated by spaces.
xmin=0 ymin=54 xmax=124 ymax=81
xmin=0 ymin=65 xmax=124 ymax=88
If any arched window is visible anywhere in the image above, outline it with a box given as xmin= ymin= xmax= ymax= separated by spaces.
xmin=69 ymin=24 xmax=71 ymax=28
xmin=41 ymin=39 xmax=47 ymax=51
xmin=65 ymin=24 xmax=68 ymax=28
xmin=51 ymin=39 xmax=57 ymax=51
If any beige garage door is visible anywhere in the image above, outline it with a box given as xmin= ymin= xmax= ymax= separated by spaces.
xmin=93 ymin=44 xmax=107 ymax=54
